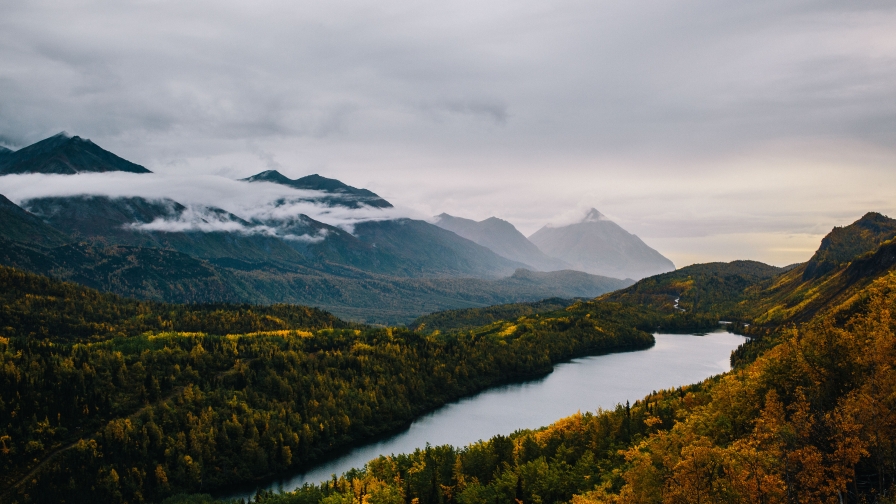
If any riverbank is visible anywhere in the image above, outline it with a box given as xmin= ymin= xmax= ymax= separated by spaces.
xmin=222 ymin=331 xmax=744 ymax=501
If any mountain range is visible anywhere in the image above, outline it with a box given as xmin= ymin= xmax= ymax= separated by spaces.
xmin=5 ymin=138 xmax=896 ymax=503
xmin=243 ymin=170 xmax=393 ymax=208
xmin=435 ymin=209 xmax=675 ymax=280
xmin=0 ymin=134 xmax=655 ymax=323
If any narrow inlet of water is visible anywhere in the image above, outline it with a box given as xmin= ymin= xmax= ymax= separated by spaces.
xmin=226 ymin=331 xmax=745 ymax=500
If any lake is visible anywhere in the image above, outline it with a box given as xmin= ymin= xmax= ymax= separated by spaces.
xmin=226 ymin=330 xmax=745 ymax=500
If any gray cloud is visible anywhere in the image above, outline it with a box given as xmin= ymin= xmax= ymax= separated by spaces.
xmin=128 ymin=210 xmax=330 ymax=243
xmin=1 ymin=0 xmax=895 ymax=266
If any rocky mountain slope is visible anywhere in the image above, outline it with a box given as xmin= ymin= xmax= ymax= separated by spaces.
xmin=0 ymin=132 xmax=151 ymax=175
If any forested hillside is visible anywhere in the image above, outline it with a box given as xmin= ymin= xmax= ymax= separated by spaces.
xmin=233 ymin=277 xmax=895 ymax=504
xmin=161 ymin=212 xmax=896 ymax=504
xmin=0 ymin=266 xmax=653 ymax=504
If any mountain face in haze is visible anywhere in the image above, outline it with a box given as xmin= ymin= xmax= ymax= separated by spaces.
xmin=21 ymin=195 xmax=317 ymax=266
xmin=528 ymin=209 xmax=675 ymax=280
xmin=434 ymin=213 xmax=570 ymax=271
xmin=0 ymin=132 xmax=152 ymax=175
xmin=20 ymin=195 xmax=524 ymax=279
xmin=243 ymin=170 xmax=393 ymax=208
xmin=0 ymin=194 xmax=628 ymax=324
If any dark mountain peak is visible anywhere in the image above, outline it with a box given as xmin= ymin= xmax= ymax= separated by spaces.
xmin=803 ymin=212 xmax=896 ymax=280
xmin=855 ymin=211 xmax=893 ymax=228
xmin=582 ymin=208 xmax=608 ymax=223
xmin=14 ymin=132 xmax=74 ymax=155
xmin=242 ymin=171 xmax=393 ymax=208
xmin=0 ymin=145 xmax=14 ymax=155
xmin=295 ymin=174 xmax=350 ymax=192
xmin=0 ymin=133 xmax=151 ymax=175
xmin=242 ymin=169 xmax=292 ymax=184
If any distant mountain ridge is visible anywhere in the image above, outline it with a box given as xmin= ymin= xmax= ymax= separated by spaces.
xmin=0 ymin=194 xmax=630 ymax=323
xmin=434 ymin=213 xmax=570 ymax=272
xmin=18 ymin=194 xmax=528 ymax=280
xmin=243 ymin=170 xmax=393 ymax=208
xmin=529 ymin=208 xmax=675 ymax=280
xmin=0 ymin=134 xmax=649 ymax=322
xmin=0 ymin=132 xmax=152 ymax=175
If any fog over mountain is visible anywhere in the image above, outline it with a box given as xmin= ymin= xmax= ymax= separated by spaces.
xmin=243 ymin=170 xmax=393 ymax=209
xmin=0 ymin=134 xmax=417 ymax=235
xmin=529 ymin=209 xmax=675 ymax=280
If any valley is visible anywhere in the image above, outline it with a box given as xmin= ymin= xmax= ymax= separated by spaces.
xmin=1 ymin=134 xmax=895 ymax=503
xmin=3 ymin=2 xmax=891 ymax=502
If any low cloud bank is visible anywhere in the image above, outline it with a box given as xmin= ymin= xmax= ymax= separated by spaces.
xmin=124 ymin=205 xmax=328 ymax=243
xmin=0 ymin=173 xmax=420 ymax=235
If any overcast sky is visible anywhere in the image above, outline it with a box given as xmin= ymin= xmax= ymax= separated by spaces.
xmin=2 ymin=0 xmax=895 ymax=267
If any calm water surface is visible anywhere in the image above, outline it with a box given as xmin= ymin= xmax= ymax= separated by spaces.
xmin=226 ymin=331 xmax=745 ymax=500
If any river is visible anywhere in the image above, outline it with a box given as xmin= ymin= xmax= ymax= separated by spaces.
xmin=225 ymin=330 xmax=745 ymax=500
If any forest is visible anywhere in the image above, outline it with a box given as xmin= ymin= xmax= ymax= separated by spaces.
xmin=0 ymin=265 xmax=653 ymax=503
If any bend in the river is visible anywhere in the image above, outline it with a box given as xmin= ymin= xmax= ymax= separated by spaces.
xmin=223 ymin=331 xmax=745 ymax=500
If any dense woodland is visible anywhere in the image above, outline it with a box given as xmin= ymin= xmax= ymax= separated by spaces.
xmin=0 ymin=266 xmax=653 ymax=503
xmin=4 ymin=212 xmax=896 ymax=503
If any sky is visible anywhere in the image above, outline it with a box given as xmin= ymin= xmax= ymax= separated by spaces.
xmin=1 ymin=0 xmax=895 ymax=267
